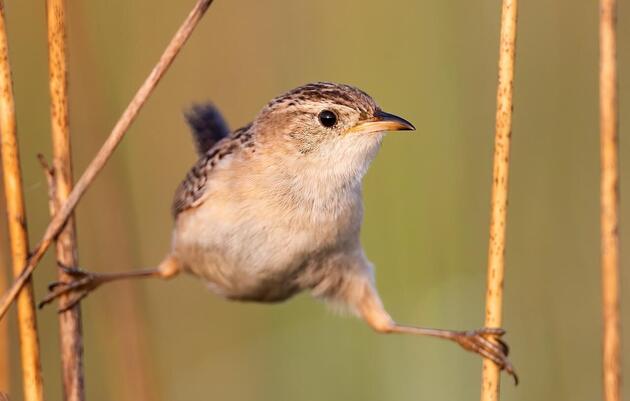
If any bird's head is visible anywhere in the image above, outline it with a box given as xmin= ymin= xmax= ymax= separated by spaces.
xmin=254 ymin=82 xmax=415 ymax=156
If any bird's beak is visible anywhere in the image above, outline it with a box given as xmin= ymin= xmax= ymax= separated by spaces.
xmin=349 ymin=109 xmax=415 ymax=134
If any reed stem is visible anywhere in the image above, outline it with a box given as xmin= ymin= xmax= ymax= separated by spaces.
xmin=0 ymin=2 xmax=45 ymax=400
xmin=480 ymin=1 xmax=518 ymax=400
xmin=45 ymin=0 xmax=86 ymax=399
xmin=599 ymin=1 xmax=621 ymax=400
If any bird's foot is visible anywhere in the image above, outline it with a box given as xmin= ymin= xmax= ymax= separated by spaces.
xmin=39 ymin=265 xmax=104 ymax=312
xmin=453 ymin=327 xmax=518 ymax=384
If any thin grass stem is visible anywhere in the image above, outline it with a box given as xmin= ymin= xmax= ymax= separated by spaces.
xmin=0 ymin=2 xmax=45 ymax=400
xmin=45 ymin=0 xmax=86 ymax=398
xmin=599 ymin=1 xmax=621 ymax=400
xmin=480 ymin=1 xmax=518 ymax=400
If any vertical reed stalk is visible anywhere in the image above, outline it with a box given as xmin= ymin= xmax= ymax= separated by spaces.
xmin=45 ymin=0 xmax=85 ymax=400
xmin=599 ymin=1 xmax=621 ymax=400
xmin=480 ymin=1 xmax=518 ymax=400
xmin=0 ymin=205 xmax=8 ymax=393
xmin=0 ymin=2 xmax=45 ymax=401
xmin=0 ymin=182 xmax=9 ymax=394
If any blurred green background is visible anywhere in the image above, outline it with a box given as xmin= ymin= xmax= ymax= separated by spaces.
xmin=1 ymin=0 xmax=629 ymax=400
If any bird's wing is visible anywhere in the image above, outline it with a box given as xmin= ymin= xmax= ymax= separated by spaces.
xmin=185 ymin=103 xmax=230 ymax=156
xmin=172 ymin=124 xmax=252 ymax=217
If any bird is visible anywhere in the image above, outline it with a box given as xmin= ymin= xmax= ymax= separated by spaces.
xmin=41 ymin=82 xmax=516 ymax=381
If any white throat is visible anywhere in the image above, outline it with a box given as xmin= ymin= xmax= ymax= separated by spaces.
xmin=275 ymin=133 xmax=384 ymax=218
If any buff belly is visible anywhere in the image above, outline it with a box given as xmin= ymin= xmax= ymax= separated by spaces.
xmin=170 ymin=199 xmax=347 ymax=302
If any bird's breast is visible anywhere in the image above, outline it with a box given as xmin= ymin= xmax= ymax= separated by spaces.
xmin=171 ymin=184 xmax=362 ymax=301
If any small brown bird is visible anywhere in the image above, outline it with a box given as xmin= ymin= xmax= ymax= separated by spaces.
xmin=42 ymin=82 xmax=516 ymax=380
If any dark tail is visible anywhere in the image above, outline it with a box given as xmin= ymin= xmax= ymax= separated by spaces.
xmin=185 ymin=103 xmax=230 ymax=155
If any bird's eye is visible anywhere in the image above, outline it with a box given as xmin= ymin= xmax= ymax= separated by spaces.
xmin=318 ymin=110 xmax=337 ymax=128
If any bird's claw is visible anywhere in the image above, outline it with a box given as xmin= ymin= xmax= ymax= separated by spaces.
xmin=39 ymin=266 xmax=102 ymax=313
xmin=454 ymin=327 xmax=518 ymax=385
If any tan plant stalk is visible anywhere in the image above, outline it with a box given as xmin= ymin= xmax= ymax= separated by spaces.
xmin=45 ymin=0 xmax=85 ymax=399
xmin=0 ymin=204 xmax=9 ymax=393
xmin=0 ymin=2 xmax=45 ymax=401
xmin=599 ymin=1 xmax=621 ymax=400
xmin=0 ymin=0 xmax=214 ymax=319
xmin=480 ymin=0 xmax=518 ymax=400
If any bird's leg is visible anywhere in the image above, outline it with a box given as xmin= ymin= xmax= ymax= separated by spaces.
xmin=39 ymin=256 xmax=180 ymax=312
xmin=357 ymin=284 xmax=518 ymax=384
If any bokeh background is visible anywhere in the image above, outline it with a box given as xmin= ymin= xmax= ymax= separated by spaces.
xmin=0 ymin=1 xmax=629 ymax=400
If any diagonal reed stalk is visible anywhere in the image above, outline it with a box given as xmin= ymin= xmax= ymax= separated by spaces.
xmin=0 ymin=2 xmax=45 ymax=401
xmin=0 ymin=0 xmax=214 ymax=320
xmin=480 ymin=1 xmax=518 ymax=400
xmin=45 ymin=0 xmax=85 ymax=399
xmin=599 ymin=1 xmax=621 ymax=401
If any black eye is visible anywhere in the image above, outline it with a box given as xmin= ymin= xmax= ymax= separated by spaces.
xmin=318 ymin=110 xmax=337 ymax=127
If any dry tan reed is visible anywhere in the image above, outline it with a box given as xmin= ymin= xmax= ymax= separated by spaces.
xmin=480 ymin=0 xmax=518 ymax=400
xmin=0 ymin=200 xmax=9 ymax=393
xmin=599 ymin=1 xmax=621 ymax=400
xmin=0 ymin=0 xmax=214 ymax=320
xmin=0 ymin=2 xmax=45 ymax=401
xmin=45 ymin=0 xmax=85 ymax=399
